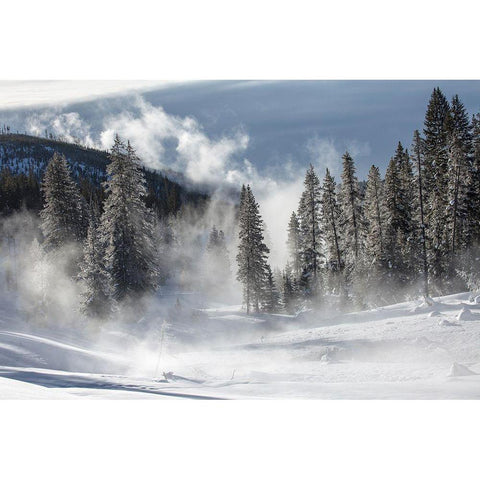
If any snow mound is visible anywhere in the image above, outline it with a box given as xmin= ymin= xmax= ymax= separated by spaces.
xmin=457 ymin=307 xmax=478 ymax=321
xmin=448 ymin=363 xmax=478 ymax=377
xmin=438 ymin=318 xmax=454 ymax=327
xmin=429 ymin=310 xmax=441 ymax=317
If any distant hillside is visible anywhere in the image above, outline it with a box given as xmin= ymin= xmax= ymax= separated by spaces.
xmin=0 ymin=134 xmax=208 ymax=216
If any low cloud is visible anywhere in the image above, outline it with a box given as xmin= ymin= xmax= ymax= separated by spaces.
xmin=99 ymin=97 xmax=250 ymax=186
xmin=19 ymin=96 xmax=370 ymax=269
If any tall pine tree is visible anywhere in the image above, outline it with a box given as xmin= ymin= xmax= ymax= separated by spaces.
xmin=100 ymin=136 xmax=158 ymax=303
xmin=236 ymin=185 xmax=270 ymax=314
xmin=40 ymin=152 xmax=88 ymax=251
xmin=286 ymin=211 xmax=302 ymax=280
xmin=423 ymin=87 xmax=451 ymax=286
xmin=297 ymin=164 xmax=323 ymax=296
xmin=339 ymin=152 xmax=364 ymax=273
xmin=363 ymin=164 xmax=387 ymax=300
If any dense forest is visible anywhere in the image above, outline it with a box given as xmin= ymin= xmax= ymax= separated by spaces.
xmin=1 ymin=87 xmax=480 ymax=320
xmin=237 ymin=88 xmax=480 ymax=313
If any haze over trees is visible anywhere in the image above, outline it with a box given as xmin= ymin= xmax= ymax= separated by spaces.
xmin=2 ymin=86 xmax=480 ymax=318
xmin=270 ymin=87 xmax=480 ymax=312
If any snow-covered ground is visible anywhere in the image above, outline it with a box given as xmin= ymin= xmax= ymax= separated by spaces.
xmin=1 ymin=291 xmax=480 ymax=399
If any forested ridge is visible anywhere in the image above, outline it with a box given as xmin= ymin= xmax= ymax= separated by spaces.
xmin=0 ymin=133 xmax=208 ymax=217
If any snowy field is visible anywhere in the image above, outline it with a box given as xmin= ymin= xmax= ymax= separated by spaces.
xmin=1 ymin=291 xmax=480 ymax=399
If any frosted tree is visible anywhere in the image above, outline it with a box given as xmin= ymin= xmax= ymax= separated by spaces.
xmin=470 ymin=113 xmax=480 ymax=243
xmin=297 ymin=164 xmax=323 ymax=296
xmin=445 ymin=95 xmax=473 ymax=255
xmin=100 ymin=136 xmax=159 ymax=302
xmin=363 ymin=164 xmax=387 ymax=300
xmin=286 ymin=211 xmax=302 ymax=280
xmin=339 ymin=152 xmax=364 ymax=273
xmin=262 ymin=264 xmax=281 ymax=313
xmin=236 ymin=185 xmax=270 ymax=314
xmin=384 ymin=142 xmax=419 ymax=289
xmin=80 ymin=218 xmax=112 ymax=318
xmin=40 ymin=152 xmax=88 ymax=251
xmin=321 ymin=169 xmax=342 ymax=273
xmin=423 ymin=87 xmax=450 ymax=285
xmin=411 ymin=130 xmax=429 ymax=297
xmin=281 ymin=267 xmax=297 ymax=314
xmin=320 ymin=168 xmax=344 ymax=299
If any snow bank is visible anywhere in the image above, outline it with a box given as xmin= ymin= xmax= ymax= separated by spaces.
xmin=448 ymin=363 xmax=478 ymax=377
xmin=438 ymin=318 xmax=454 ymax=327
xmin=457 ymin=307 xmax=478 ymax=321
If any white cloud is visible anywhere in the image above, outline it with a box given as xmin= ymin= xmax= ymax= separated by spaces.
xmin=306 ymin=136 xmax=342 ymax=176
xmin=20 ymin=97 xmax=371 ymax=269
xmin=0 ymin=80 xmax=179 ymax=109
xmin=99 ymin=97 xmax=250 ymax=186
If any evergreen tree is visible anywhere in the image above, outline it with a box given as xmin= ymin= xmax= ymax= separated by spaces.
xmin=281 ymin=267 xmax=297 ymax=314
xmin=321 ymin=168 xmax=343 ymax=274
xmin=297 ymin=164 xmax=323 ymax=296
xmin=363 ymin=164 xmax=387 ymax=300
xmin=236 ymin=185 xmax=270 ymax=314
xmin=40 ymin=152 xmax=88 ymax=251
xmin=397 ymin=143 xmax=418 ymax=255
xmin=262 ymin=264 xmax=281 ymax=313
xmin=471 ymin=113 xmax=480 ymax=243
xmin=100 ymin=136 xmax=158 ymax=302
xmin=286 ymin=211 xmax=302 ymax=280
xmin=80 ymin=217 xmax=112 ymax=318
xmin=339 ymin=152 xmax=364 ymax=272
xmin=411 ymin=130 xmax=429 ymax=297
xmin=383 ymin=157 xmax=405 ymax=291
xmin=423 ymin=87 xmax=451 ymax=285
xmin=445 ymin=95 xmax=474 ymax=255
xmin=383 ymin=143 xmax=419 ymax=289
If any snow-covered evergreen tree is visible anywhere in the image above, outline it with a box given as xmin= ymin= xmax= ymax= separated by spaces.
xmin=383 ymin=143 xmax=419 ymax=291
xmin=321 ymin=168 xmax=343 ymax=274
xmin=286 ymin=211 xmax=302 ymax=280
xmin=80 ymin=217 xmax=112 ymax=318
xmin=262 ymin=264 xmax=281 ymax=313
xmin=411 ymin=130 xmax=430 ymax=297
xmin=40 ymin=152 xmax=88 ymax=251
xmin=99 ymin=136 xmax=158 ymax=303
xmin=236 ymin=185 xmax=270 ymax=314
xmin=339 ymin=152 xmax=364 ymax=273
xmin=445 ymin=95 xmax=474 ymax=256
xmin=297 ymin=164 xmax=323 ymax=296
xmin=363 ymin=164 xmax=387 ymax=301
xmin=470 ymin=113 xmax=480 ymax=243
xmin=281 ymin=266 xmax=297 ymax=314
xmin=423 ymin=87 xmax=451 ymax=286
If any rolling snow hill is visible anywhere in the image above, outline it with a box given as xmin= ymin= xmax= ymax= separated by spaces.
xmin=1 ymin=291 xmax=480 ymax=399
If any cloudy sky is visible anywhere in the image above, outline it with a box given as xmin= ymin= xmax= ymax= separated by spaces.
xmin=2 ymin=80 xmax=480 ymax=265
xmin=1 ymin=80 xmax=480 ymax=182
